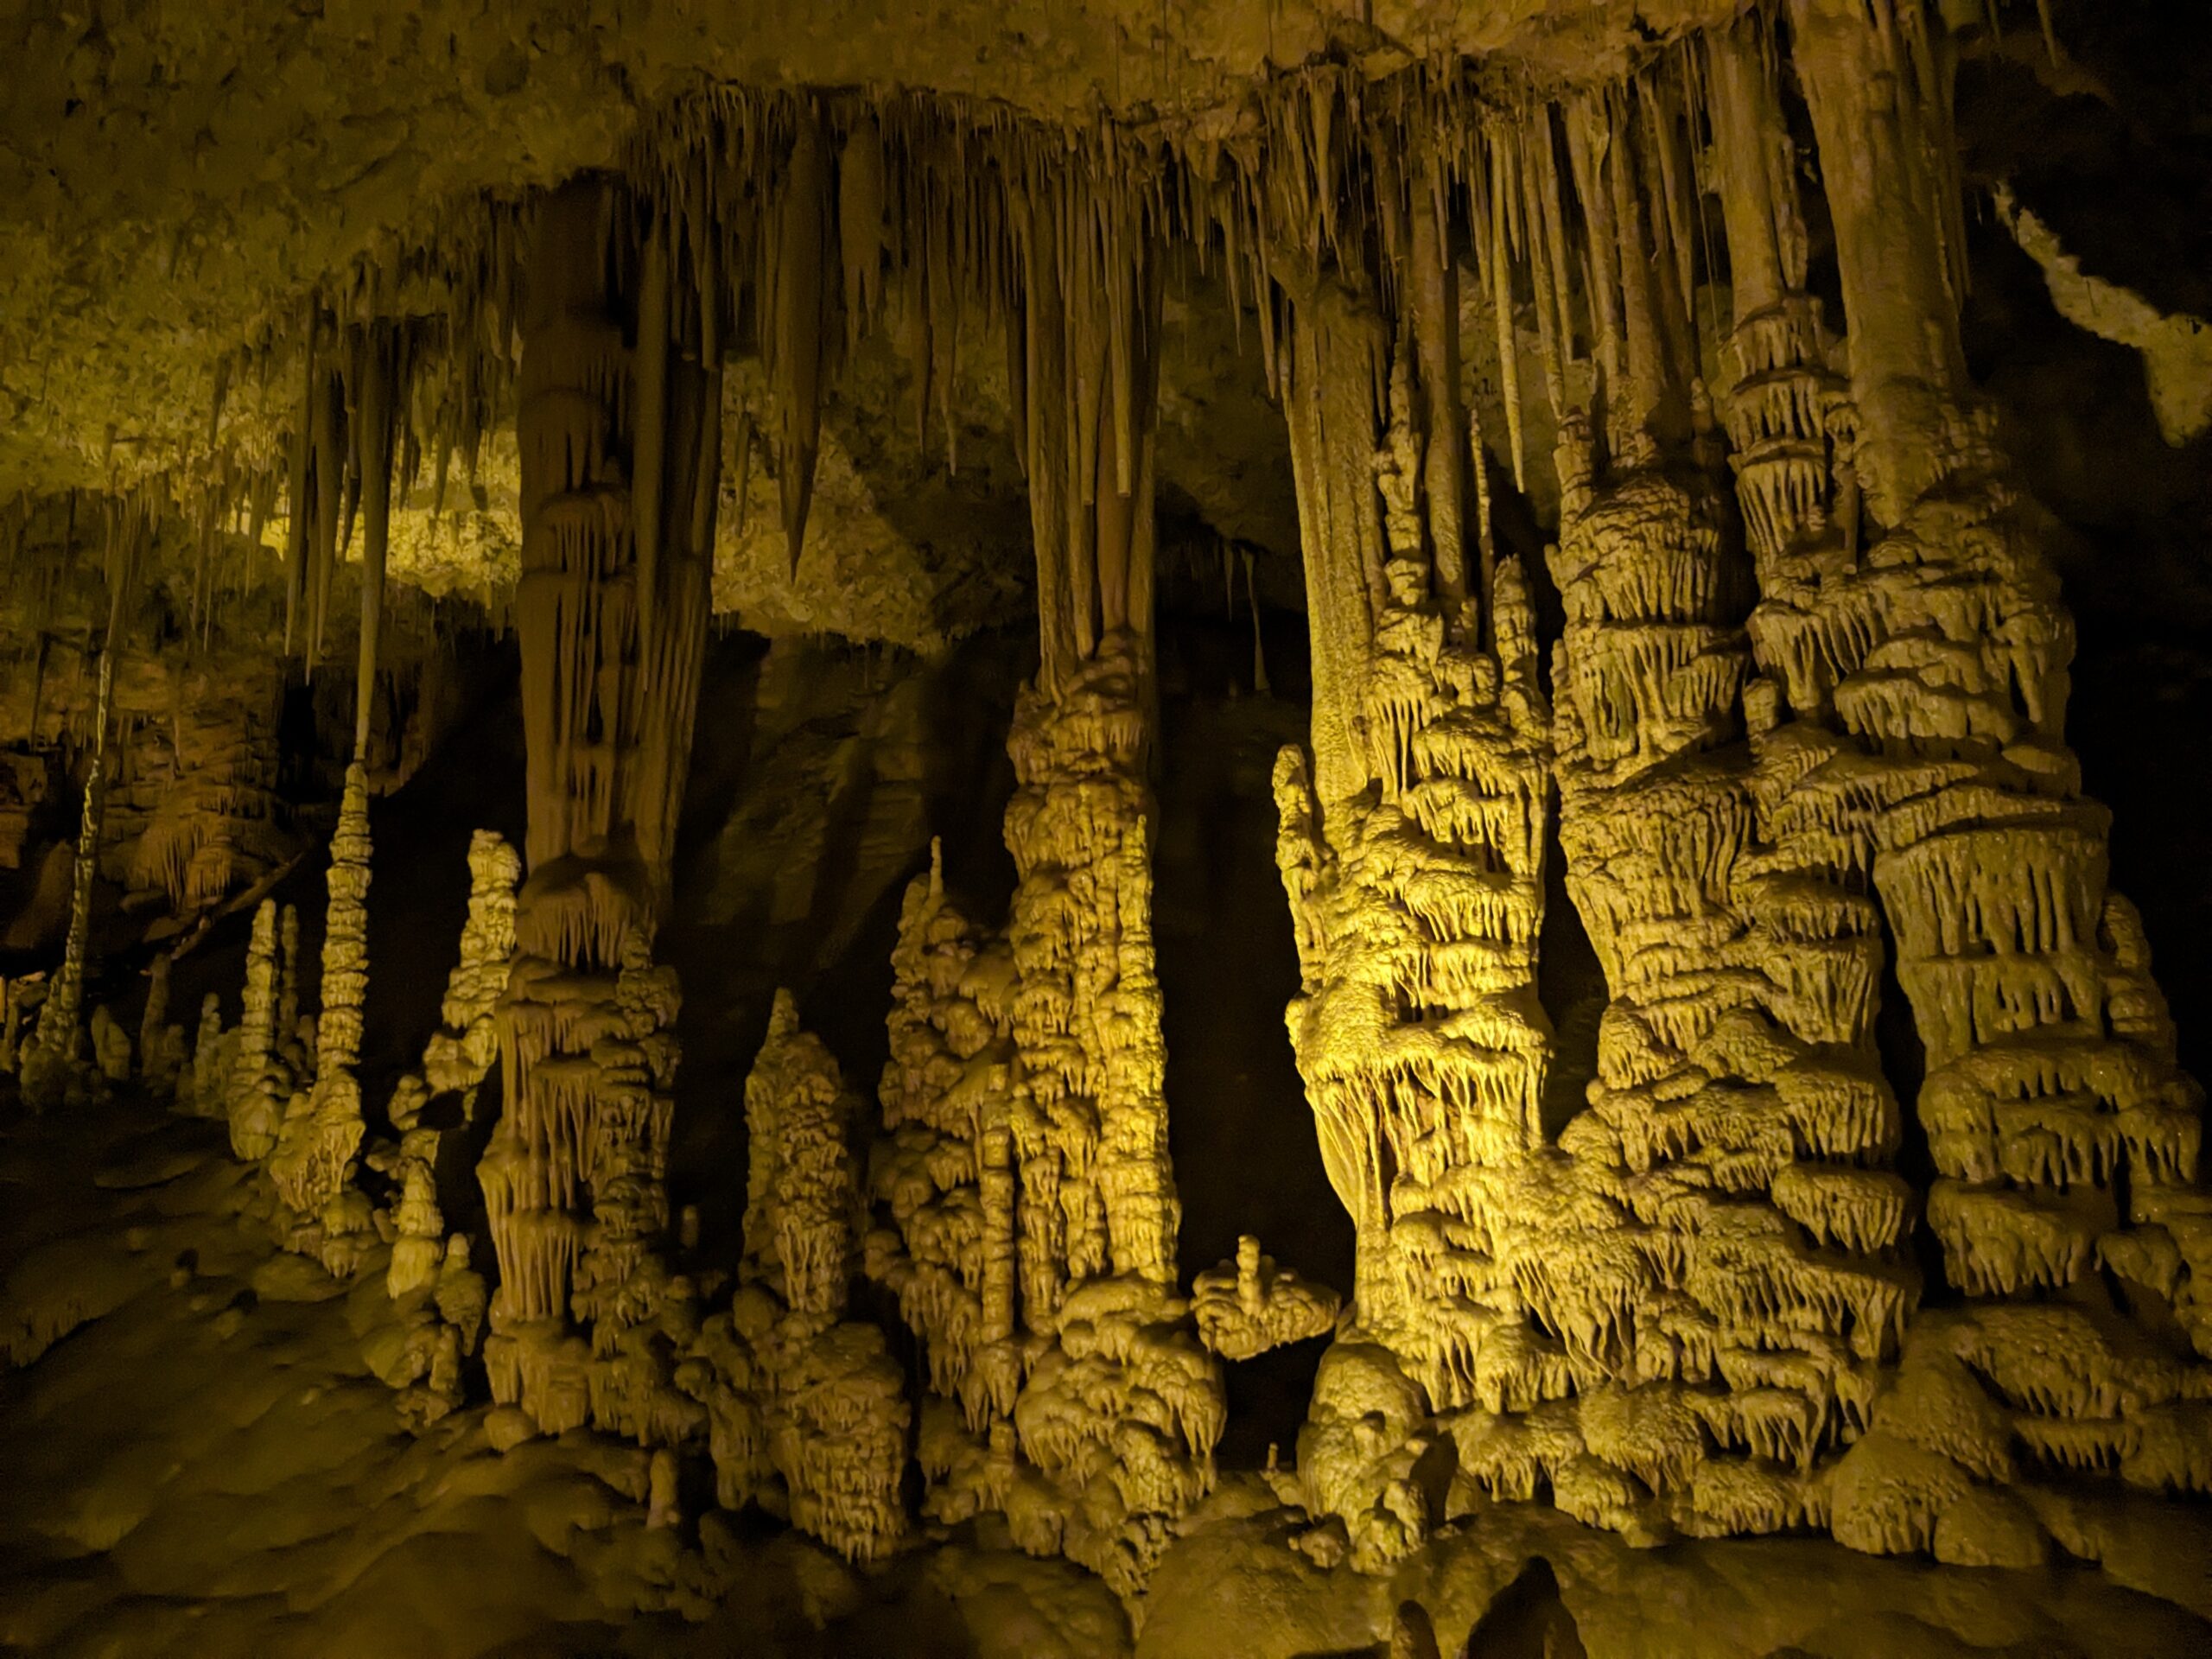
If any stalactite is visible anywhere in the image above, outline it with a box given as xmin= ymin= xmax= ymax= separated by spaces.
xmin=354 ymin=327 xmax=397 ymax=760
xmin=307 ymin=355 xmax=346 ymax=671
xmin=770 ymin=106 xmax=836 ymax=572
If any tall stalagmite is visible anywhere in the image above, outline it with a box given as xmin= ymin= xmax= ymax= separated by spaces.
xmin=269 ymin=760 xmax=374 ymax=1271
xmin=21 ymin=502 xmax=146 ymax=1111
xmin=864 ymin=842 xmax=1024 ymax=1463
xmin=689 ymin=991 xmax=908 ymax=1563
xmin=228 ymin=899 xmax=286 ymax=1161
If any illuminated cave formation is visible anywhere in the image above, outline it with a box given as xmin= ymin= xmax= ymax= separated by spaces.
xmin=0 ymin=2 xmax=2209 ymax=1655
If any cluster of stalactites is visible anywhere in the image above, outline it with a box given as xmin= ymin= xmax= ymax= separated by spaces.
xmin=512 ymin=178 xmax=717 ymax=922
xmin=1004 ymin=154 xmax=1164 ymax=704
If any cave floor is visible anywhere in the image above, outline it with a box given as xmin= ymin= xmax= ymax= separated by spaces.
xmin=3 ymin=1096 xmax=2210 ymax=1659
xmin=0 ymin=1095 xmax=1124 ymax=1658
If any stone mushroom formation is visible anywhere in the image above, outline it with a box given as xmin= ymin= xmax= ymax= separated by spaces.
xmin=1 ymin=0 xmax=2210 ymax=1651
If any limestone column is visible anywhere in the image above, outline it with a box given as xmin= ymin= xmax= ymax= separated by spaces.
xmin=481 ymin=176 xmax=718 ymax=1443
xmin=988 ymin=158 xmax=1223 ymax=1598
xmin=1267 ymin=251 xmax=1555 ymax=1569
xmin=1531 ymin=73 xmax=1912 ymax=1538
xmin=1787 ymin=0 xmax=2211 ymax=1554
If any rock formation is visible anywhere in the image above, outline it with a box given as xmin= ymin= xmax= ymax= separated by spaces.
xmin=18 ymin=509 xmax=137 ymax=1111
xmin=1 ymin=4 xmax=2209 ymax=1641
xmin=226 ymin=899 xmax=288 ymax=1161
xmin=480 ymin=174 xmax=719 ymax=1446
xmin=137 ymin=952 xmax=185 ymax=1095
xmin=1192 ymin=1236 xmax=1341 ymax=1362
xmin=865 ymin=841 xmax=1023 ymax=1441
xmin=423 ymin=829 xmax=521 ymax=1096
xmin=1270 ymin=264 xmax=1554 ymax=1560
xmin=269 ymin=760 xmax=375 ymax=1273
xmin=1776 ymin=0 xmax=2210 ymax=1560
xmin=371 ymin=827 xmax=522 ymax=1408
xmin=688 ymin=990 xmax=907 ymax=1563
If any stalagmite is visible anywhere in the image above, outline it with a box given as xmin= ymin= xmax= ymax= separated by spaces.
xmin=22 ymin=502 xmax=145 ymax=1111
xmin=180 ymin=992 xmax=231 ymax=1119
xmin=688 ymin=992 xmax=906 ymax=1562
xmin=277 ymin=903 xmax=302 ymax=1047
xmin=137 ymin=952 xmax=185 ymax=1096
xmin=1192 ymin=1235 xmax=1341 ymax=1361
xmin=864 ymin=842 xmax=1023 ymax=1440
xmin=423 ymin=829 xmax=521 ymax=1096
xmin=269 ymin=760 xmax=373 ymax=1273
xmin=3 ymin=16 xmax=2209 ymax=1635
xmin=227 ymin=899 xmax=287 ymax=1160
xmin=88 ymin=1004 xmax=130 ymax=1084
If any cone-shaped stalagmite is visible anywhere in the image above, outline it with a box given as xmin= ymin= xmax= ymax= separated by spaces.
xmin=22 ymin=501 xmax=149 ymax=1111
xmin=687 ymin=992 xmax=907 ymax=1563
xmin=268 ymin=760 xmax=374 ymax=1273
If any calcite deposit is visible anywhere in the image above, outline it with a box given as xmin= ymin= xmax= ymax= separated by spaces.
xmin=690 ymin=990 xmax=906 ymax=1561
xmin=269 ymin=761 xmax=373 ymax=1268
xmin=1 ymin=3 xmax=2209 ymax=1653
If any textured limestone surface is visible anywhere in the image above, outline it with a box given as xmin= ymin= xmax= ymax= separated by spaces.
xmin=1 ymin=0 xmax=2209 ymax=1654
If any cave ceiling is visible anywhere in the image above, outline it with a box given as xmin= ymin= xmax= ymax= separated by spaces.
xmin=0 ymin=0 xmax=1750 ymax=640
